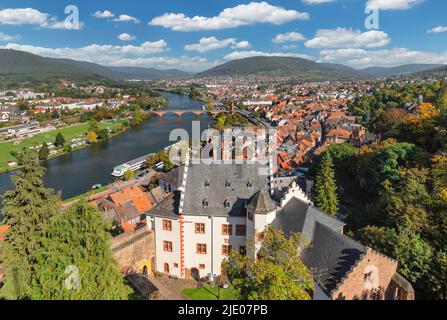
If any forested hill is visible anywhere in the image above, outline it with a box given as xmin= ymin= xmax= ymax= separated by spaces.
xmin=0 ymin=49 xmax=190 ymax=81
xmin=197 ymin=56 xmax=367 ymax=81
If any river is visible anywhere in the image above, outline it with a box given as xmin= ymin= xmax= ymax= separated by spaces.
xmin=0 ymin=93 xmax=214 ymax=209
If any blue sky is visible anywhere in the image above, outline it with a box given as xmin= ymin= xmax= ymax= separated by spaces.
xmin=0 ymin=0 xmax=446 ymax=71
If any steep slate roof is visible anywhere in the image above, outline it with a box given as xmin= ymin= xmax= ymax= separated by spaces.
xmin=149 ymin=191 xmax=180 ymax=219
xmin=182 ymin=163 xmax=270 ymax=217
xmin=302 ymin=223 xmax=366 ymax=295
xmin=159 ymin=166 xmax=184 ymax=189
xmin=272 ymin=197 xmax=366 ymax=296
xmin=246 ymin=190 xmax=276 ymax=214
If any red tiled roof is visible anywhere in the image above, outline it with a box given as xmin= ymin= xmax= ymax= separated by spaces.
xmin=109 ymin=186 xmax=153 ymax=214
xmin=0 ymin=225 xmax=10 ymax=241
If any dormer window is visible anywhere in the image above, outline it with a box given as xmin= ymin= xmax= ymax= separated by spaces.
xmin=205 ymin=179 xmax=210 ymax=187
xmin=225 ymin=179 xmax=231 ymax=188
xmin=203 ymin=198 xmax=209 ymax=208
xmin=224 ymin=199 xmax=231 ymax=209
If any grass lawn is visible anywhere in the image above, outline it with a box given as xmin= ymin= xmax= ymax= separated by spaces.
xmin=0 ymin=120 xmax=125 ymax=172
xmin=182 ymin=285 xmax=240 ymax=300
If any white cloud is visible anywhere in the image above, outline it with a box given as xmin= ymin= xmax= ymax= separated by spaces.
xmin=0 ymin=7 xmax=79 ymax=30
xmin=366 ymin=0 xmax=423 ymax=10
xmin=273 ymin=32 xmax=305 ymax=43
xmin=149 ymin=1 xmax=309 ymax=31
xmin=109 ymin=56 xmax=219 ymax=72
xmin=3 ymin=41 xmax=168 ymax=61
xmin=114 ymin=14 xmax=140 ymax=24
xmin=318 ymin=47 xmax=447 ymax=68
xmin=93 ymin=10 xmax=114 ymax=18
xmin=282 ymin=44 xmax=298 ymax=49
xmin=0 ymin=32 xmax=15 ymax=41
xmin=118 ymin=33 xmax=136 ymax=41
xmin=305 ymin=28 xmax=390 ymax=49
xmin=224 ymin=50 xmax=315 ymax=61
xmin=302 ymin=0 xmax=335 ymax=4
xmin=428 ymin=26 xmax=447 ymax=33
xmin=185 ymin=37 xmax=251 ymax=52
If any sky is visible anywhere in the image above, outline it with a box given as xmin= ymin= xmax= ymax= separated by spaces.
xmin=0 ymin=0 xmax=446 ymax=72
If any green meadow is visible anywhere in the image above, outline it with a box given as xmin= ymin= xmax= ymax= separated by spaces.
xmin=0 ymin=120 xmax=125 ymax=172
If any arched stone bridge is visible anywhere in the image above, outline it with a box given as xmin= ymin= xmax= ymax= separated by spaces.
xmin=149 ymin=110 xmax=228 ymax=118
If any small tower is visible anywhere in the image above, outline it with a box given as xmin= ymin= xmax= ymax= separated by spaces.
xmin=246 ymin=189 xmax=277 ymax=242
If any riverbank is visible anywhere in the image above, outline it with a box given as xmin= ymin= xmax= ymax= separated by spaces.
xmin=0 ymin=119 xmax=128 ymax=173
xmin=0 ymin=92 xmax=214 ymax=203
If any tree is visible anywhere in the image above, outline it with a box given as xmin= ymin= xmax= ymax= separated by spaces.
xmin=86 ymin=131 xmax=97 ymax=144
xmin=156 ymin=150 xmax=170 ymax=164
xmin=64 ymin=144 xmax=73 ymax=153
xmin=0 ymin=150 xmax=60 ymax=299
xmin=163 ymin=161 xmax=174 ymax=172
xmin=356 ymin=225 xmax=432 ymax=283
xmin=310 ymin=143 xmax=358 ymax=179
xmin=124 ymin=170 xmax=134 ymax=181
xmin=370 ymin=108 xmax=408 ymax=140
xmin=38 ymin=143 xmax=50 ymax=161
xmin=145 ymin=154 xmax=159 ymax=169
xmin=224 ymin=227 xmax=313 ymax=300
xmin=313 ymin=152 xmax=339 ymax=216
xmin=426 ymin=250 xmax=447 ymax=300
xmin=156 ymin=150 xmax=174 ymax=172
xmin=54 ymin=132 xmax=66 ymax=147
xmin=33 ymin=202 xmax=132 ymax=300
xmin=88 ymin=120 xmax=99 ymax=133
xmin=97 ymin=129 xmax=109 ymax=141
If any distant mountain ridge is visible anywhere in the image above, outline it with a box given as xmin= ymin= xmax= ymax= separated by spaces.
xmin=197 ymin=56 xmax=444 ymax=80
xmin=0 ymin=49 xmax=191 ymax=81
xmin=360 ymin=64 xmax=443 ymax=77
xmin=197 ymin=56 xmax=367 ymax=81
xmin=0 ymin=49 xmax=445 ymax=83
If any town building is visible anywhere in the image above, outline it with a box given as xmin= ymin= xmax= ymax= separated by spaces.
xmin=148 ymin=162 xmax=414 ymax=300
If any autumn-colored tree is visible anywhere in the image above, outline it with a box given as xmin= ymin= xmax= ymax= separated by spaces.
xmin=145 ymin=154 xmax=159 ymax=169
xmin=370 ymin=108 xmax=408 ymax=140
xmin=123 ymin=170 xmax=134 ymax=181
xmin=224 ymin=227 xmax=313 ymax=300
xmin=86 ymin=131 xmax=97 ymax=144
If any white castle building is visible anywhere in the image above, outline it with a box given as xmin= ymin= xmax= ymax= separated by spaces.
xmin=148 ymin=162 xmax=414 ymax=300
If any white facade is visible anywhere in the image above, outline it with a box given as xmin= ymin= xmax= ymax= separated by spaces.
xmin=154 ymin=214 xmax=248 ymax=279
xmin=153 ymin=181 xmax=312 ymax=279
xmin=154 ymin=216 xmax=181 ymax=278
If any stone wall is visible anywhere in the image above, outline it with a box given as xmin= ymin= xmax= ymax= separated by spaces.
xmin=332 ymin=248 xmax=399 ymax=300
xmin=111 ymin=226 xmax=154 ymax=275
xmin=386 ymin=273 xmax=415 ymax=300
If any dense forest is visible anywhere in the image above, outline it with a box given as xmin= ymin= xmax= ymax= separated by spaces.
xmin=312 ymin=80 xmax=447 ymax=299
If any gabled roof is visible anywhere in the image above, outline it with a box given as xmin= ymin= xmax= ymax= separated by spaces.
xmin=159 ymin=166 xmax=184 ymax=189
xmin=182 ymin=163 xmax=270 ymax=217
xmin=108 ymin=186 xmax=153 ymax=215
xmin=302 ymin=223 xmax=366 ymax=295
xmin=272 ymin=197 xmax=367 ymax=296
